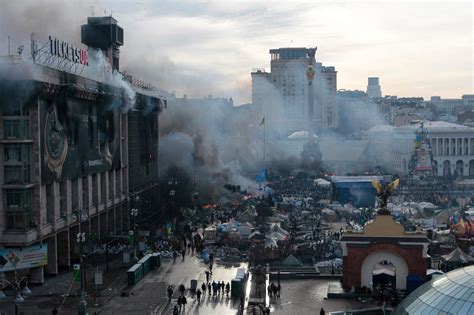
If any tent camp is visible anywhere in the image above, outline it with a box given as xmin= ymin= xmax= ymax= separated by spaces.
xmin=441 ymin=247 xmax=474 ymax=269
xmin=314 ymin=178 xmax=331 ymax=187
xmin=281 ymin=255 xmax=302 ymax=267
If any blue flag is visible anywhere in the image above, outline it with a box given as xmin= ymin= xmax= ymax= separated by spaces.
xmin=256 ymin=169 xmax=267 ymax=183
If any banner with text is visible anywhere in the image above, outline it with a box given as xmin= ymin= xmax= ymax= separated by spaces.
xmin=0 ymin=245 xmax=48 ymax=272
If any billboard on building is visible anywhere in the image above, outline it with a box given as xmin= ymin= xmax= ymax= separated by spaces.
xmin=0 ymin=245 xmax=48 ymax=272
xmin=40 ymin=97 xmax=121 ymax=183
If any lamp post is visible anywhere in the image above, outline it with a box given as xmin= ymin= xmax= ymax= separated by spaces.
xmin=306 ymin=47 xmax=316 ymax=135
xmin=168 ymin=177 xmax=179 ymax=227
xmin=0 ymin=271 xmax=31 ymax=315
xmin=130 ymin=207 xmax=139 ymax=261
xmin=74 ymin=209 xmax=87 ymax=315
xmin=168 ymin=177 xmax=178 ymax=197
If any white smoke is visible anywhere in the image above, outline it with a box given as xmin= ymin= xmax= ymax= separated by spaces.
xmin=81 ymin=48 xmax=136 ymax=112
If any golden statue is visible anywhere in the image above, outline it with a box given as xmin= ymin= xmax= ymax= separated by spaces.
xmin=371 ymin=178 xmax=400 ymax=212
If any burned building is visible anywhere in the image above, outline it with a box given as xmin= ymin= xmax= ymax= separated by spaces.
xmin=0 ymin=17 xmax=165 ymax=282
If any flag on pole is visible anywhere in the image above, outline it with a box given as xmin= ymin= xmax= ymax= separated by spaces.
xmin=259 ymin=117 xmax=265 ymax=126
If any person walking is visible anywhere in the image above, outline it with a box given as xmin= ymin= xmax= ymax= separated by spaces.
xmin=205 ymin=270 xmax=210 ymax=283
xmin=167 ymin=285 xmax=174 ymax=301
xmin=173 ymin=304 xmax=179 ymax=315
xmin=207 ymin=282 xmax=212 ymax=295
xmin=173 ymin=250 xmax=177 ymax=263
xmin=209 ymin=253 xmax=214 ymax=264
xmin=52 ymin=307 xmax=58 ymax=315
xmin=221 ymin=281 xmax=225 ymax=294
xmin=182 ymin=295 xmax=187 ymax=311
xmin=212 ymin=281 xmax=217 ymax=296
xmin=320 ymin=307 xmax=325 ymax=315
xmin=177 ymin=296 xmax=182 ymax=312
xmin=209 ymin=261 xmax=213 ymax=275
xmin=196 ymin=288 xmax=202 ymax=304
xmin=179 ymin=284 xmax=186 ymax=296
xmin=225 ymin=282 xmax=230 ymax=297
xmin=181 ymin=248 xmax=186 ymax=261
xmin=201 ymin=282 xmax=207 ymax=294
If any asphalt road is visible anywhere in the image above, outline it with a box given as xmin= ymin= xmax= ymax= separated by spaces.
xmin=100 ymin=252 xmax=247 ymax=314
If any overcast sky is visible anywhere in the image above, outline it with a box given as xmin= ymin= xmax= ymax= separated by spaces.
xmin=1 ymin=0 xmax=473 ymax=104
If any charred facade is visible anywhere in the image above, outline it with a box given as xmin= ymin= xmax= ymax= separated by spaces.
xmin=0 ymin=17 xmax=165 ymax=282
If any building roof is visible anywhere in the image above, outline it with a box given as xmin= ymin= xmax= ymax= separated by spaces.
xmin=367 ymin=125 xmax=396 ymax=133
xmin=287 ymin=131 xmax=318 ymax=140
xmin=398 ymin=121 xmax=471 ymax=132
xmin=393 ymin=265 xmax=474 ymax=315
xmin=330 ymin=175 xmax=385 ymax=183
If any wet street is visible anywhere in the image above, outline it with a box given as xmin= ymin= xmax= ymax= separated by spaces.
xmin=100 ymin=253 xmax=247 ymax=314
xmin=270 ymin=280 xmax=370 ymax=314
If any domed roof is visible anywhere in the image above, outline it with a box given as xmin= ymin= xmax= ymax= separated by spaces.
xmin=393 ymin=265 xmax=474 ymax=314
xmin=287 ymin=131 xmax=318 ymax=140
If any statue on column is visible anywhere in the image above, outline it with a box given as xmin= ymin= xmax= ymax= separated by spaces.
xmin=371 ymin=178 xmax=400 ymax=213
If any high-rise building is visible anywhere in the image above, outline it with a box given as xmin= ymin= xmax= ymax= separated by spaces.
xmin=367 ymin=77 xmax=382 ymax=98
xmin=0 ymin=17 xmax=165 ymax=282
xmin=251 ymin=47 xmax=338 ymax=136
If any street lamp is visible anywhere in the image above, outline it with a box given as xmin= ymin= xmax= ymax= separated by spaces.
xmin=168 ymin=177 xmax=178 ymax=197
xmin=74 ymin=209 xmax=87 ymax=315
xmin=130 ymin=208 xmax=139 ymax=261
xmin=0 ymin=272 xmax=31 ymax=315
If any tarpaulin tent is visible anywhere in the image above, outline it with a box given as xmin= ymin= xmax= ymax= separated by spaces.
xmin=281 ymin=255 xmax=302 ymax=267
xmin=442 ymin=247 xmax=474 ymax=264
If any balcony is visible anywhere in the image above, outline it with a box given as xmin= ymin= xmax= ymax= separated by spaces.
xmin=2 ymin=228 xmax=39 ymax=246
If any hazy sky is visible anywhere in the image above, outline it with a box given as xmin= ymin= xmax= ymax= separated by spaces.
xmin=1 ymin=0 xmax=473 ymax=104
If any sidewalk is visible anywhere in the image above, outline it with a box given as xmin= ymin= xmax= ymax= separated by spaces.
xmin=0 ymin=253 xmax=129 ymax=314
xmin=0 ymin=251 xmax=248 ymax=314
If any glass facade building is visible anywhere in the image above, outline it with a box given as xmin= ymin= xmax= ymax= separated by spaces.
xmin=393 ymin=265 xmax=474 ymax=314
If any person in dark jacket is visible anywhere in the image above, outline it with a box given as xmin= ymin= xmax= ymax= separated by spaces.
xmin=196 ymin=289 xmax=202 ymax=304
xmin=181 ymin=295 xmax=187 ymax=311
xmin=179 ymin=284 xmax=186 ymax=296
xmin=225 ymin=282 xmax=230 ymax=296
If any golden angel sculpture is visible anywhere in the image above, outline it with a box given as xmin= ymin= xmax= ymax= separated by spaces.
xmin=371 ymin=178 xmax=400 ymax=211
